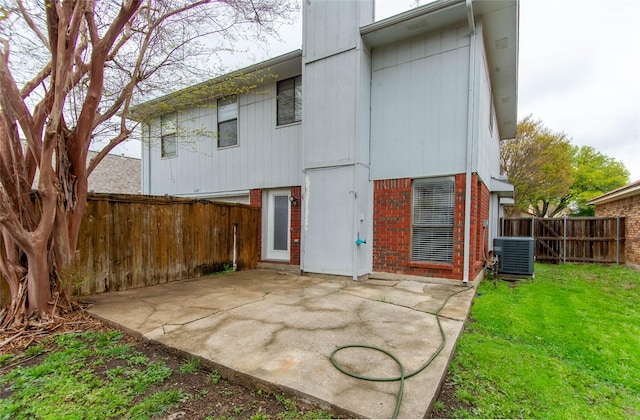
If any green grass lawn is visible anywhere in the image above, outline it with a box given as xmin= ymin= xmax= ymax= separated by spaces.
xmin=0 ymin=330 xmax=332 ymax=419
xmin=442 ymin=263 xmax=640 ymax=419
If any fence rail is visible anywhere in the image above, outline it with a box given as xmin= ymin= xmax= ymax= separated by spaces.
xmin=500 ymin=217 xmax=625 ymax=264
xmin=1 ymin=193 xmax=259 ymax=301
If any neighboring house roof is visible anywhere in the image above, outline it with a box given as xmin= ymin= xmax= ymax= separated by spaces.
xmin=86 ymin=151 xmax=141 ymax=194
xmin=586 ymin=179 xmax=640 ymax=206
xmin=29 ymin=150 xmax=141 ymax=195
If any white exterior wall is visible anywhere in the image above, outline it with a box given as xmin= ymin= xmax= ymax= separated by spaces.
xmin=472 ymin=21 xmax=510 ymax=245
xmin=301 ymin=0 xmax=374 ymax=278
xmin=304 ymin=53 xmax=358 ymax=167
xmin=142 ymin=83 xmax=301 ymax=198
xmin=355 ymin=163 xmax=374 ymax=276
xmin=370 ymin=24 xmax=470 ymax=181
xmin=303 ymin=0 xmax=374 ymax=62
xmin=474 ymin=21 xmax=502 ymax=184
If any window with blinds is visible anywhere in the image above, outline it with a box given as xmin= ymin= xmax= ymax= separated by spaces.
xmin=411 ymin=177 xmax=455 ymax=263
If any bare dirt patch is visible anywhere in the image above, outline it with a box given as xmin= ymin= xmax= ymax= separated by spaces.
xmin=0 ymin=310 xmax=336 ymax=419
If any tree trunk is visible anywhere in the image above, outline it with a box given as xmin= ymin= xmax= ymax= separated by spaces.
xmin=25 ymin=242 xmax=52 ymax=317
xmin=0 ymin=230 xmax=21 ymax=300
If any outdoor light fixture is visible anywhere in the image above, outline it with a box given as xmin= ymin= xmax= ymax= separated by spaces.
xmin=289 ymin=196 xmax=299 ymax=206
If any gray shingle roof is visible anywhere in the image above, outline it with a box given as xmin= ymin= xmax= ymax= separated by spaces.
xmin=28 ymin=150 xmax=141 ymax=195
xmin=87 ymin=151 xmax=141 ymax=194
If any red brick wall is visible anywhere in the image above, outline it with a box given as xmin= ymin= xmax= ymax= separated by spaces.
xmin=290 ymin=186 xmax=302 ymax=265
xmin=249 ymin=189 xmax=263 ymax=262
xmin=372 ymin=178 xmax=412 ymax=273
xmin=595 ymin=194 xmax=640 ymax=267
xmin=373 ymin=174 xmax=489 ymax=281
xmin=249 ymin=187 xmax=301 ymax=265
xmin=470 ymin=176 xmax=491 ymax=277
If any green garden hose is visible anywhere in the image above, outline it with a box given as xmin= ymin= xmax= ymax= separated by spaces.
xmin=329 ymin=285 xmax=474 ymax=419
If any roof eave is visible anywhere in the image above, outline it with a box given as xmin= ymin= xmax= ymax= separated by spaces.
xmin=361 ymin=0 xmax=518 ymax=140
xmin=586 ymin=180 xmax=640 ymax=205
xmin=490 ymin=176 xmax=514 ymax=198
xmin=128 ymin=49 xmax=303 ymax=122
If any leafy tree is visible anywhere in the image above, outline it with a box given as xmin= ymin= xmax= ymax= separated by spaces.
xmin=500 ymin=115 xmax=573 ymax=217
xmin=0 ymin=0 xmax=295 ymax=326
xmin=568 ymin=145 xmax=629 ymax=216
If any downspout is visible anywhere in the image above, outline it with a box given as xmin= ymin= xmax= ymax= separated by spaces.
xmin=463 ymin=0 xmax=476 ymax=284
xmin=300 ymin=5 xmax=309 ymax=276
xmin=466 ymin=0 xmax=476 ymax=34
xmin=352 ymin=40 xmax=361 ymax=282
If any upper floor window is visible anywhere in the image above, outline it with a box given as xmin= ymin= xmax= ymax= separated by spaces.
xmin=277 ymin=76 xmax=302 ymax=126
xmin=411 ymin=177 xmax=455 ymax=264
xmin=161 ymin=113 xmax=177 ymax=158
xmin=218 ymin=96 xmax=238 ymax=148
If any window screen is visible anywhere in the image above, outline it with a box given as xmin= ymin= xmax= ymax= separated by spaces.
xmin=217 ymin=97 xmax=237 ymax=148
xmin=161 ymin=113 xmax=177 ymax=158
xmin=411 ymin=177 xmax=455 ymax=263
xmin=277 ymin=76 xmax=302 ymax=125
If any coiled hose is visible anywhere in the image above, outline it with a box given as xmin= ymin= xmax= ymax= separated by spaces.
xmin=329 ymin=285 xmax=474 ymax=418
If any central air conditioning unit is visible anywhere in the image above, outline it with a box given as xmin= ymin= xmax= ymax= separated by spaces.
xmin=493 ymin=237 xmax=534 ymax=277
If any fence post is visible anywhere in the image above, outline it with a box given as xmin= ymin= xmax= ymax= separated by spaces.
xmin=616 ymin=216 xmax=620 ymax=265
xmin=531 ymin=217 xmax=535 ymax=237
xmin=563 ymin=216 xmax=567 ymax=264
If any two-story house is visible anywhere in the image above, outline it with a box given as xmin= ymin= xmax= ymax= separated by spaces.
xmin=130 ymin=0 xmax=518 ymax=283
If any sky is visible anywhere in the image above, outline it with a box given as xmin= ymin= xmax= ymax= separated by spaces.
xmin=116 ymin=0 xmax=640 ymax=182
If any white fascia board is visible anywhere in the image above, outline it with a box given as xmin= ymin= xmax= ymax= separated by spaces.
xmin=490 ymin=176 xmax=514 ymax=198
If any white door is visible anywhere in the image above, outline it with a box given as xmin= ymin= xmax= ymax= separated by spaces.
xmin=302 ymin=167 xmax=354 ymax=275
xmin=266 ymin=189 xmax=290 ymax=261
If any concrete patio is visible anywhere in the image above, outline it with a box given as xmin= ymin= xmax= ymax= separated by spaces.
xmin=86 ymin=269 xmax=476 ymax=418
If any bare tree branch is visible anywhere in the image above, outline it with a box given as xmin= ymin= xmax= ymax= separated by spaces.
xmin=16 ymin=0 xmax=50 ymax=50
xmin=0 ymin=0 xmax=298 ymax=322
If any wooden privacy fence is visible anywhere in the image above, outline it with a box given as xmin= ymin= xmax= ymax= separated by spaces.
xmin=0 ymin=193 xmax=259 ymax=303
xmin=500 ymin=217 xmax=625 ymax=264
xmin=74 ymin=193 xmax=259 ymax=295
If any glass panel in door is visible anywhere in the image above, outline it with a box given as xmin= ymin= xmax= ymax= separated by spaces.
xmin=273 ymin=195 xmax=289 ymax=251
xmin=266 ymin=189 xmax=290 ymax=260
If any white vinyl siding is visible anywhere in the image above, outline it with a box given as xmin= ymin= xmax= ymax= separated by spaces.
xmin=145 ymin=86 xmax=302 ymax=197
xmin=161 ymin=113 xmax=177 ymax=158
xmin=277 ymin=76 xmax=302 ymax=126
xmin=303 ymin=52 xmax=358 ymax=167
xmin=217 ymin=97 xmax=237 ymax=148
xmin=411 ymin=177 xmax=455 ymax=263
xmin=370 ymin=25 xmax=470 ymax=180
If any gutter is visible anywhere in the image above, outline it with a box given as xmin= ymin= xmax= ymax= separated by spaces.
xmin=361 ymin=0 xmax=463 ymax=37
xmin=128 ymin=49 xmax=303 ymax=122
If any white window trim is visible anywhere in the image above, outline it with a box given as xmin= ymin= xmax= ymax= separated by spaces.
xmin=276 ymin=75 xmax=302 ymax=127
xmin=265 ymin=189 xmax=291 ymax=261
xmin=217 ymin=96 xmax=238 ymax=149
xmin=161 ymin=114 xmax=177 ymax=159
xmin=411 ymin=177 xmax=455 ymax=264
